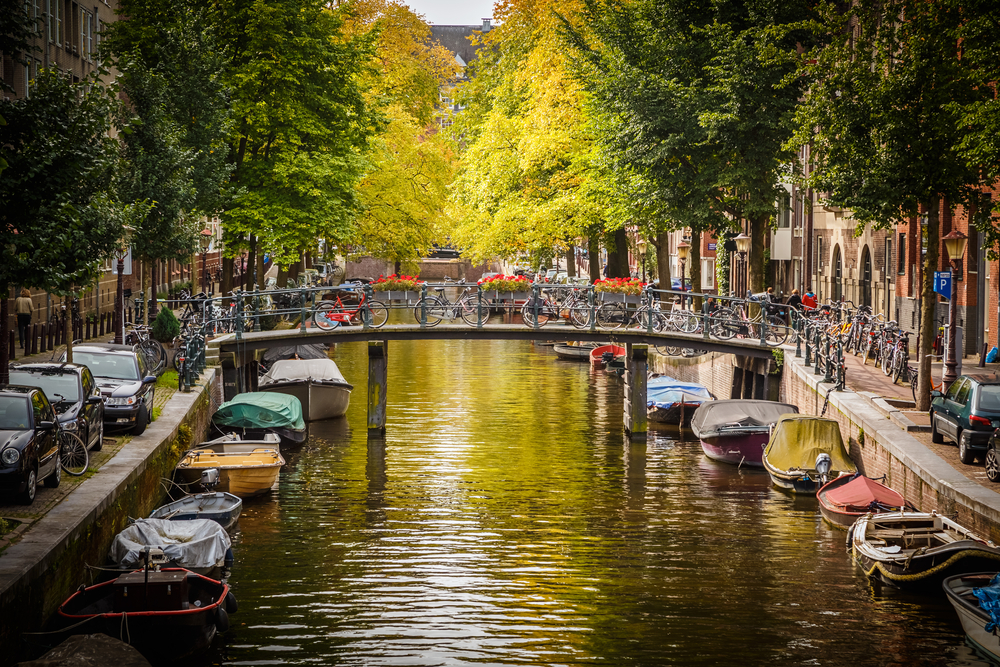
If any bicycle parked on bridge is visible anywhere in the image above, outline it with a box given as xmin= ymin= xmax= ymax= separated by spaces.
xmin=313 ymin=288 xmax=388 ymax=329
xmin=709 ymin=293 xmax=789 ymax=346
xmin=412 ymin=285 xmax=483 ymax=327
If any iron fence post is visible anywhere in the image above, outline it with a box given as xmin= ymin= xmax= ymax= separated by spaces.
xmin=420 ymin=284 xmax=428 ymax=328
xmin=804 ymin=321 xmax=812 ymax=366
xmin=588 ymin=286 xmax=596 ymax=332
xmin=814 ymin=328 xmax=822 ymax=376
xmin=823 ymin=332 xmax=833 ymax=384
xmin=299 ymin=288 xmax=307 ymax=333
xmin=794 ymin=313 xmax=802 ymax=358
xmin=645 ymin=287 xmax=654 ymax=335
xmin=532 ymin=283 xmax=540 ymax=330
xmin=759 ymin=307 xmax=768 ymax=346
xmin=235 ymin=289 xmax=244 ymax=341
xmin=702 ymin=298 xmax=710 ymax=340
xmin=362 ymin=284 xmax=372 ymax=330
xmin=476 ymin=286 xmax=484 ymax=328
xmin=252 ymin=286 xmax=260 ymax=333
xmin=837 ymin=338 xmax=846 ymax=390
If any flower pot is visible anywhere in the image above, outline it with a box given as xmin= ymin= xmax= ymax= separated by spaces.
xmin=480 ymin=290 xmax=499 ymax=301
xmin=600 ymin=292 xmax=624 ymax=303
xmin=624 ymin=294 xmax=641 ymax=305
xmin=512 ymin=291 xmax=530 ymax=300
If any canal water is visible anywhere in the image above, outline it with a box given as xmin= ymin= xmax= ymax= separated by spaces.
xmin=214 ymin=339 xmax=988 ymax=666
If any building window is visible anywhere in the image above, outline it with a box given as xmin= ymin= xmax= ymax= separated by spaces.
xmin=778 ymin=194 xmax=791 ymax=228
xmin=885 ymin=238 xmax=892 ymax=280
xmin=815 ymin=235 xmax=823 ymax=272
xmin=897 ymin=232 xmax=906 ymax=274
xmin=82 ymin=9 xmax=92 ymax=59
xmin=701 ymin=258 xmax=715 ymax=290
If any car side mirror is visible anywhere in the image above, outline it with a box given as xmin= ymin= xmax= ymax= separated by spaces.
xmin=143 ymin=376 xmax=157 ymax=384
xmin=36 ymin=420 xmax=56 ymax=430
xmin=88 ymin=395 xmax=104 ymax=404
xmin=930 ymin=390 xmax=943 ymax=399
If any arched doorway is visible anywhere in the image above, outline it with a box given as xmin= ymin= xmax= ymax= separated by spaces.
xmin=832 ymin=245 xmax=843 ymax=302
xmin=859 ymin=246 xmax=872 ymax=308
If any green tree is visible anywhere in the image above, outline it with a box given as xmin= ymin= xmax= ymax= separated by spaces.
xmin=0 ymin=69 xmax=126 ymax=374
xmin=790 ymin=0 xmax=998 ymax=409
xmin=562 ymin=0 xmax=812 ymax=293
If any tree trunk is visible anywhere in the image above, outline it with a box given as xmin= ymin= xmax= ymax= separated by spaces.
xmin=690 ymin=230 xmax=702 ymax=310
xmin=588 ymin=236 xmax=601 ymax=283
xmin=749 ymin=216 xmax=766 ymax=296
xmin=606 ymin=228 xmax=630 ymax=278
xmin=64 ymin=294 xmax=73 ymax=364
xmin=656 ymin=231 xmax=671 ymax=291
xmin=245 ymin=235 xmax=257 ymax=291
xmin=566 ymin=246 xmax=576 ymax=278
xmin=141 ymin=259 xmax=149 ymax=326
xmin=221 ymin=256 xmax=234 ymax=295
xmin=256 ymin=248 xmax=266 ymax=289
xmin=1 ymin=290 xmax=9 ymax=385
xmin=917 ymin=197 xmax=941 ymax=411
xmin=276 ymin=265 xmax=289 ymax=289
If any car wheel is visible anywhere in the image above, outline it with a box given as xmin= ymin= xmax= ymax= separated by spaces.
xmin=18 ymin=466 xmax=37 ymax=505
xmin=959 ymin=432 xmax=976 ymax=465
xmin=930 ymin=413 xmax=944 ymax=444
xmin=132 ymin=405 xmax=148 ymax=436
xmin=44 ymin=454 xmax=61 ymax=488
xmin=986 ymin=447 xmax=1000 ymax=482
xmin=92 ymin=421 xmax=103 ymax=452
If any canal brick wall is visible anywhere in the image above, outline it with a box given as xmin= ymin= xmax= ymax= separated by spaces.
xmin=0 ymin=370 xmax=219 ymax=659
xmin=657 ymin=349 xmax=1000 ymax=542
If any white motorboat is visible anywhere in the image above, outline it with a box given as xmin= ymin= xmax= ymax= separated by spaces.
xmin=258 ymin=358 xmax=352 ymax=421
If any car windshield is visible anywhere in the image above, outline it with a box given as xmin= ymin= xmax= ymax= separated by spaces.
xmin=0 ymin=396 xmax=30 ymax=430
xmin=73 ymin=352 xmax=140 ymax=381
xmin=977 ymin=385 xmax=1000 ymax=412
xmin=8 ymin=371 xmax=80 ymax=403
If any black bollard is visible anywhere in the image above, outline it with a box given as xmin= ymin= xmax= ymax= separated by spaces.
xmin=30 ymin=324 xmax=38 ymax=355
xmin=9 ymin=330 xmax=15 ymax=360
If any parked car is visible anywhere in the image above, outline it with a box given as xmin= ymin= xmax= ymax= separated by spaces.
xmin=63 ymin=345 xmax=157 ymax=436
xmin=9 ymin=363 xmax=105 ymax=452
xmin=929 ymin=374 xmax=1000 ymax=464
xmin=0 ymin=386 xmax=61 ymax=504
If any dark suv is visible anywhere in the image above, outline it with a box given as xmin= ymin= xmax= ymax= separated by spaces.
xmin=930 ymin=374 xmax=1000 ymax=464
xmin=9 ymin=363 xmax=105 ymax=452
xmin=64 ymin=345 xmax=156 ymax=435
xmin=0 ymin=386 xmax=61 ymax=504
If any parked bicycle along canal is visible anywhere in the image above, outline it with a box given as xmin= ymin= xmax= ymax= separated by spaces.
xmin=210 ymin=338 xmax=983 ymax=666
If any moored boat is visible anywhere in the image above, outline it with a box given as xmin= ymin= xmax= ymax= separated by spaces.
xmin=175 ymin=447 xmax=285 ymax=498
xmin=850 ymin=511 xmax=1000 ymax=590
xmin=647 ymin=376 xmax=714 ymax=426
xmin=211 ymin=391 xmax=306 ymax=445
xmin=590 ymin=344 xmax=625 ymax=369
xmin=57 ymin=555 xmax=237 ymax=663
xmin=943 ymin=573 xmax=1000 ymax=662
xmin=109 ymin=518 xmax=233 ymax=577
xmin=149 ymin=491 xmax=243 ymax=533
xmin=691 ymin=399 xmax=796 ymax=466
xmin=258 ymin=358 xmax=353 ymax=421
xmin=816 ymin=473 xmax=911 ymax=530
xmin=553 ymin=342 xmax=600 ymax=361
xmin=762 ymin=415 xmax=857 ymax=494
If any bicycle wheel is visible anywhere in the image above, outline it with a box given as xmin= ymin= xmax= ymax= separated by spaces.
xmin=460 ymin=296 xmax=494 ymax=326
xmin=312 ymin=302 xmax=342 ymax=330
xmin=367 ymin=301 xmax=389 ymax=328
xmin=709 ymin=309 xmax=739 ymax=340
xmin=764 ymin=316 xmax=789 ymax=346
xmin=892 ymin=352 xmax=908 ymax=384
xmin=137 ymin=339 xmax=165 ymax=374
xmin=521 ymin=300 xmax=554 ymax=327
xmin=413 ymin=297 xmax=445 ymax=326
xmin=60 ymin=432 xmax=89 ymax=476
xmin=672 ymin=310 xmax=700 ymax=334
xmin=569 ymin=299 xmax=595 ymax=329
xmin=596 ymin=302 xmax=627 ymax=329
xmin=909 ymin=366 xmax=919 ymax=404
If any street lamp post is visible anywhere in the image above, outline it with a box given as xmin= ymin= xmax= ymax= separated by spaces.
xmin=637 ymin=239 xmax=647 ymax=283
xmin=734 ymin=233 xmax=751 ymax=296
xmin=942 ymin=229 xmax=968 ymax=388
xmin=677 ymin=241 xmax=690 ymax=308
xmin=200 ymin=228 xmax=213 ymax=295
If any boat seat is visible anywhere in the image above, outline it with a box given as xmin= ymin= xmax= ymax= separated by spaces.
xmin=869 ymin=529 xmax=906 ymax=540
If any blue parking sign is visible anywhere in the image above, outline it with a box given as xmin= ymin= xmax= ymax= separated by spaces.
xmin=934 ymin=270 xmax=952 ymax=297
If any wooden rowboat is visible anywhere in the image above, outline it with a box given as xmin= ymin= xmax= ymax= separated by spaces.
xmin=175 ymin=448 xmax=284 ymax=499
xmin=816 ymin=474 xmax=911 ymax=530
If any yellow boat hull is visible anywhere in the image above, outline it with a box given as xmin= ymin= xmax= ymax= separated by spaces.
xmin=176 ymin=448 xmax=285 ymax=499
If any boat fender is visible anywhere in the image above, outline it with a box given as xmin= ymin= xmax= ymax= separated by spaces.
xmin=225 ymin=591 xmax=239 ymax=614
xmin=216 ymin=605 xmax=230 ymax=633
xmin=224 ymin=547 xmax=235 ymax=570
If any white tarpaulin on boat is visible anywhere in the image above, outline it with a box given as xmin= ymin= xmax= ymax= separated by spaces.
xmin=110 ymin=518 xmax=232 ymax=570
xmin=259 ymin=358 xmax=352 ymax=387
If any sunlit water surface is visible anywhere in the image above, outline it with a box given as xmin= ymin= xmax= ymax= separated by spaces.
xmin=207 ymin=339 xmax=988 ymax=666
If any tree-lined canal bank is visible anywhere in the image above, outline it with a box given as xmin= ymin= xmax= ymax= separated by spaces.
xmin=214 ymin=339 xmax=978 ymax=666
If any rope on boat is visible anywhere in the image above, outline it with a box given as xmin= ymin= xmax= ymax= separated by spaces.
xmin=859 ymin=547 xmax=1000 ymax=582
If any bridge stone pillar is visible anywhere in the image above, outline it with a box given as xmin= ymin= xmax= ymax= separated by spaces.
xmin=623 ymin=343 xmax=648 ymax=442
xmin=368 ymin=340 xmax=388 ymax=437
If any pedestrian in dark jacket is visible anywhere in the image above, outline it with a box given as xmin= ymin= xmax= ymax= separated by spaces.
xmin=15 ymin=289 xmax=32 ymax=349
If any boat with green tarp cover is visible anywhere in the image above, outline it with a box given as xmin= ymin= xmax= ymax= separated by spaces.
xmin=762 ymin=414 xmax=857 ymax=494
xmin=210 ymin=392 xmax=306 ymax=445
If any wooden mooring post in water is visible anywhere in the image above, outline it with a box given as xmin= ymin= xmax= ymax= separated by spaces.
xmin=623 ymin=343 xmax=648 ymax=442
xmin=368 ymin=340 xmax=388 ymax=437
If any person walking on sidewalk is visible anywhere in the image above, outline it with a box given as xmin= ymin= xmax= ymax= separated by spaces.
xmin=15 ymin=288 xmax=32 ymax=349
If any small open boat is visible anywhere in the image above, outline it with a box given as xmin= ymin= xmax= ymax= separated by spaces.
xmin=149 ymin=491 xmax=243 ymax=533
xmin=816 ymin=474 xmax=911 ymax=530
xmin=691 ymin=399 xmax=796 ymax=466
xmin=943 ymin=573 xmax=1000 ymax=662
xmin=175 ymin=447 xmax=285 ymax=498
xmin=553 ymin=342 xmax=600 ymax=361
xmin=590 ymin=344 xmax=625 ymax=369
xmin=58 ymin=552 xmax=237 ymax=663
xmin=258 ymin=358 xmax=353 ymax=421
xmin=647 ymin=376 xmax=714 ymax=426
xmin=762 ymin=415 xmax=857 ymax=494
xmin=196 ymin=432 xmax=281 ymax=454
xmin=109 ymin=518 xmax=233 ymax=577
xmin=211 ymin=392 xmax=306 ymax=445
xmin=850 ymin=511 xmax=1000 ymax=590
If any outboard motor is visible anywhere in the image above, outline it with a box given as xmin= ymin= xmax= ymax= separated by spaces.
xmin=602 ymin=351 xmax=614 ymax=364
xmin=815 ymin=453 xmax=833 ymax=484
xmin=200 ymin=467 xmax=220 ymax=492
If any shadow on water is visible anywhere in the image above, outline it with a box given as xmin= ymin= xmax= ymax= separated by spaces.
xmin=195 ymin=339 xmax=979 ymax=666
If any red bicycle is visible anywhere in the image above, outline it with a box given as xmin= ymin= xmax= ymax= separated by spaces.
xmin=312 ymin=289 xmax=388 ymax=329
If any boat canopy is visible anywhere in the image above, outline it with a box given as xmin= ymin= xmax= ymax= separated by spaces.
xmin=691 ymin=400 xmax=797 ymax=439
xmin=825 ymin=474 xmax=906 ymax=510
xmin=110 ymin=518 xmax=231 ymax=571
xmin=647 ymin=376 xmax=713 ymax=409
xmin=764 ymin=415 xmax=857 ymax=473
xmin=262 ymin=343 xmax=328 ymax=364
xmin=259 ymin=358 xmax=352 ymax=388
xmin=212 ymin=392 xmax=305 ymax=431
